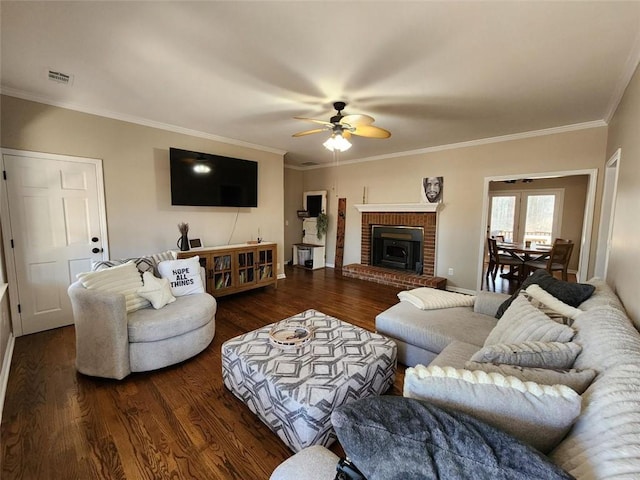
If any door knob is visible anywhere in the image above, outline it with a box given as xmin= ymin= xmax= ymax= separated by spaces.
xmin=91 ymin=237 xmax=99 ymax=243
xmin=92 ymin=247 xmax=103 ymax=254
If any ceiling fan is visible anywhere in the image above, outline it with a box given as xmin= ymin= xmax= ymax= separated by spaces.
xmin=292 ymin=101 xmax=391 ymax=152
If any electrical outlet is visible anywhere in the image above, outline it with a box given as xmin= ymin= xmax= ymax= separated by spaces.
xmin=448 ymin=268 xmax=454 ymax=276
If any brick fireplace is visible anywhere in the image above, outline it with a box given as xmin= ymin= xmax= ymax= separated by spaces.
xmin=343 ymin=204 xmax=446 ymax=290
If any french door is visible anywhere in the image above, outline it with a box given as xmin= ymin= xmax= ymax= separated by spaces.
xmin=488 ymin=189 xmax=564 ymax=245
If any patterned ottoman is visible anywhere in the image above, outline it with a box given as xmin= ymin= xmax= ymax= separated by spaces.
xmin=222 ymin=309 xmax=397 ymax=452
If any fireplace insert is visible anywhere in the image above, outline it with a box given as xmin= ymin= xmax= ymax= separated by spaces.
xmin=371 ymin=225 xmax=424 ymax=272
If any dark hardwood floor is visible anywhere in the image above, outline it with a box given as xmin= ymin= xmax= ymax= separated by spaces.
xmin=1 ymin=266 xmax=405 ymax=480
xmin=481 ymin=264 xmax=577 ymax=295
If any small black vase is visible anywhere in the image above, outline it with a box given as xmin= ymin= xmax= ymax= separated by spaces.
xmin=177 ymin=234 xmax=190 ymax=251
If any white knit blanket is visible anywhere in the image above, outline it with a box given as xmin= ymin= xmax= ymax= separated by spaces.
xmin=397 ymin=287 xmax=475 ymax=310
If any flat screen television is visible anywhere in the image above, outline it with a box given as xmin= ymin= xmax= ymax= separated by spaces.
xmin=170 ymin=148 xmax=258 ymax=207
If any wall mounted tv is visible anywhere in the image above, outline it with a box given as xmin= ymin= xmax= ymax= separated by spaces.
xmin=170 ymin=148 xmax=258 ymax=207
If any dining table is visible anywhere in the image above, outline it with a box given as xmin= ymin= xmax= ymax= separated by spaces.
xmin=497 ymin=242 xmax=553 ymax=282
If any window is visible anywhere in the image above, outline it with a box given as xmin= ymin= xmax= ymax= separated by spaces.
xmin=489 ymin=189 xmax=564 ymax=245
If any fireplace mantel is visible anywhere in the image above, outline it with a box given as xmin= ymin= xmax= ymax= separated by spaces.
xmin=354 ymin=203 xmax=441 ymax=213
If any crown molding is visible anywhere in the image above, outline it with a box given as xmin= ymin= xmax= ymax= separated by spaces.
xmin=0 ymin=88 xmax=287 ymax=157
xmin=297 ymin=120 xmax=607 ymax=170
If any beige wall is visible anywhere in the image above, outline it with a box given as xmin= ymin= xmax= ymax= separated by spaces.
xmin=283 ymin=167 xmax=304 ymax=263
xmin=301 ymin=127 xmax=608 ymax=291
xmin=489 ymin=175 xmax=589 ymax=270
xmin=605 ymin=64 xmax=640 ymax=328
xmin=0 ymin=95 xmax=285 ymax=275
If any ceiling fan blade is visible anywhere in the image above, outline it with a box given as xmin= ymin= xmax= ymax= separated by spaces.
xmin=339 ymin=114 xmax=375 ymax=127
xmin=351 ymin=124 xmax=392 ymax=139
xmin=294 ymin=117 xmax=334 ymax=127
xmin=342 ymin=131 xmax=352 ymax=139
xmin=292 ymin=128 xmax=328 ymax=137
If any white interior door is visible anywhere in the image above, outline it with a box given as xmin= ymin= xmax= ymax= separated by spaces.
xmin=1 ymin=150 xmax=108 ymax=335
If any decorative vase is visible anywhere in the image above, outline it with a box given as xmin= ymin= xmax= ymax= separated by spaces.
xmin=177 ymin=234 xmax=190 ymax=251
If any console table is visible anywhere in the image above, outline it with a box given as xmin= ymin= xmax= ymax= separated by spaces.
xmin=178 ymin=242 xmax=277 ymax=297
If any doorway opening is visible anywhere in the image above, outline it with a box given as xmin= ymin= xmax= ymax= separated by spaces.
xmin=477 ymin=169 xmax=598 ymax=291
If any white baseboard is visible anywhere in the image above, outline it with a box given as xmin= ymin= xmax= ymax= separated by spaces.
xmin=446 ymin=286 xmax=477 ymax=295
xmin=0 ymin=333 xmax=15 ymax=422
xmin=277 ymin=273 xmax=286 ymax=280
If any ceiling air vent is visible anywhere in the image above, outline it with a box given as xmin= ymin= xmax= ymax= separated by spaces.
xmin=47 ymin=69 xmax=73 ymax=85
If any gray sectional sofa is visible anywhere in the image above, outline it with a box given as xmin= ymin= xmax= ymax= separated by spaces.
xmin=271 ymin=275 xmax=640 ymax=479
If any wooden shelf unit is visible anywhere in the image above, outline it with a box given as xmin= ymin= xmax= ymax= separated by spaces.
xmin=178 ymin=242 xmax=277 ymax=297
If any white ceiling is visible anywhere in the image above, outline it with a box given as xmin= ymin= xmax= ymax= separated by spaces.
xmin=1 ymin=1 xmax=639 ymax=167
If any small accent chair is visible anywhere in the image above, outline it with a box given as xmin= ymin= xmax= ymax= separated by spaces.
xmin=68 ymin=269 xmax=217 ymax=380
xmin=524 ymin=240 xmax=574 ymax=281
xmin=486 ymin=237 xmax=524 ymax=285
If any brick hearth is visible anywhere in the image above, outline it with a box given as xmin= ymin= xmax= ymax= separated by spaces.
xmin=343 ymin=264 xmax=447 ymax=290
xmin=344 ymin=209 xmax=446 ymax=290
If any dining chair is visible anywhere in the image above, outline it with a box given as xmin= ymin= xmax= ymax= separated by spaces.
xmin=491 ymin=235 xmax=507 ymax=271
xmin=524 ymin=241 xmax=574 ymax=281
xmin=486 ymin=237 xmax=524 ymax=284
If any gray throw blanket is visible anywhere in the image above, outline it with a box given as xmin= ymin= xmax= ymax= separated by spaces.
xmin=331 ymin=396 xmax=574 ymax=480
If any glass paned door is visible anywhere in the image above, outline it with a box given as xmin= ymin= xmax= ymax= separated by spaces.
xmin=489 ymin=189 xmax=563 ymax=245
xmin=489 ymin=194 xmax=517 ymax=242
xmin=522 ymin=194 xmax=556 ymax=245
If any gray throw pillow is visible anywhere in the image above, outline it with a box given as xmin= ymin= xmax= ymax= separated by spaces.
xmin=465 ymin=361 xmax=596 ymax=394
xmin=496 ymin=269 xmax=595 ymax=318
xmin=485 ymin=295 xmax=575 ymax=346
xmin=331 ymin=396 xmax=574 ymax=480
xmin=470 ymin=341 xmax=582 ymax=369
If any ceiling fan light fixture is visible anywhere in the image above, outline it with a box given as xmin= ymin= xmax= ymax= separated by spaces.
xmin=323 ymin=132 xmax=352 ymax=152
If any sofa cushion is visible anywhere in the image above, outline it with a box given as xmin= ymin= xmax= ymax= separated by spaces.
xmin=578 ymin=277 xmax=627 ymax=313
xmin=403 ymin=365 xmax=581 ymax=453
xmin=429 ymin=341 xmax=481 ymax=369
xmin=269 ymin=445 xmax=340 ymax=480
xmin=470 ymin=341 xmax=582 ymax=369
xmin=332 ymin=395 xmax=574 ymax=479
xmin=473 ymin=291 xmax=510 ymax=316
xmin=375 ymin=302 xmax=497 ymax=353
xmin=77 ymin=261 xmax=150 ymax=313
xmin=465 ymin=361 xmax=596 ymax=394
xmin=158 ymin=256 xmax=205 ymax=296
xmin=572 ymin=305 xmax=640 ymax=372
xmin=496 ymin=269 xmax=595 ymax=318
xmin=137 ymin=271 xmax=176 ymax=310
xmin=128 ymin=292 xmax=216 ymax=342
xmin=485 ymin=295 xmax=575 ymax=346
xmin=550 ymin=363 xmax=640 ymax=478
